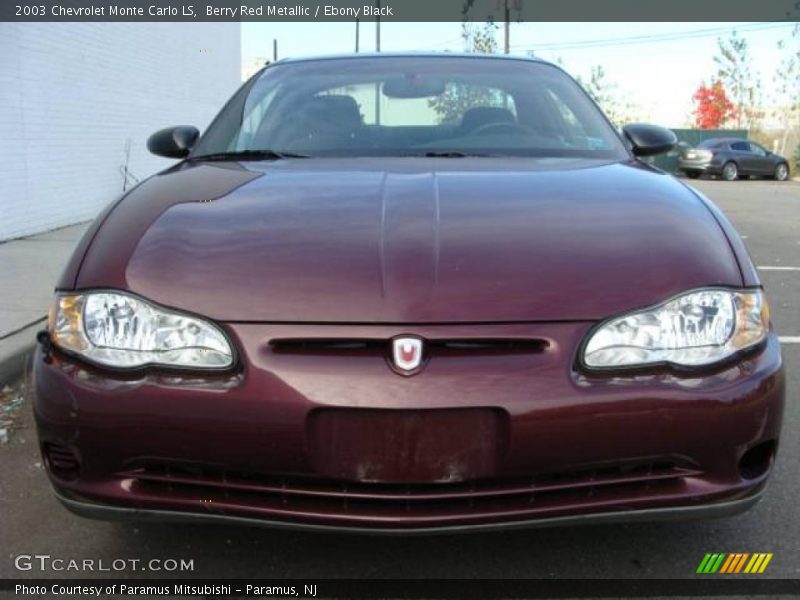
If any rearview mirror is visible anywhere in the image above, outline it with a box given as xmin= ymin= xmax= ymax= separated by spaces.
xmin=622 ymin=123 xmax=677 ymax=157
xmin=147 ymin=126 xmax=200 ymax=158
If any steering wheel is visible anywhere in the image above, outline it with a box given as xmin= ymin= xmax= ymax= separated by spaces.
xmin=469 ymin=122 xmax=535 ymax=136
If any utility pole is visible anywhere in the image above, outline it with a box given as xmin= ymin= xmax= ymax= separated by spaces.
xmin=374 ymin=0 xmax=381 ymax=126
xmin=375 ymin=0 xmax=381 ymax=52
xmin=355 ymin=19 xmax=359 ymax=52
xmin=503 ymin=0 xmax=510 ymax=54
xmin=273 ymin=38 xmax=278 ymax=62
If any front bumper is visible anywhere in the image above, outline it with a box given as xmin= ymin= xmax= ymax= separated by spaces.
xmin=34 ymin=322 xmax=785 ymax=532
xmin=53 ymin=484 xmax=767 ymax=535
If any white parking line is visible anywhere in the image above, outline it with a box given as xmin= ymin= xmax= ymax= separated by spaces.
xmin=758 ymin=266 xmax=800 ymax=271
xmin=779 ymin=337 xmax=800 ymax=344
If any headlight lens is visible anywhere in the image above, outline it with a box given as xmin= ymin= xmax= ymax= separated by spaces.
xmin=48 ymin=291 xmax=233 ymax=369
xmin=583 ymin=289 xmax=769 ymax=369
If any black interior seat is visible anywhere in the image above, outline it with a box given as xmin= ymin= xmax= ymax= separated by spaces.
xmin=270 ymin=94 xmax=366 ymax=149
xmin=459 ymin=107 xmax=516 ymax=134
xmin=303 ymin=95 xmax=363 ymax=132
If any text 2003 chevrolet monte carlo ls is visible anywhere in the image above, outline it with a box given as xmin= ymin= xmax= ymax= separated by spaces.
xmin=35 ymin=54 xmax=784 ymax=533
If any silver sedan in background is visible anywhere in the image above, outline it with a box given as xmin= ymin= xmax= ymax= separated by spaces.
xmin=678 ymin=138 xmax=790 ymax=181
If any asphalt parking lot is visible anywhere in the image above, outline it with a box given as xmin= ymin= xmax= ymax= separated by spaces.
xmin=1 ymin=177 xmax=798 ymax=583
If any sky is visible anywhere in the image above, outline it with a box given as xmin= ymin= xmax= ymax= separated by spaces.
xmin=241 ymin=21 xmax=797 ymax=127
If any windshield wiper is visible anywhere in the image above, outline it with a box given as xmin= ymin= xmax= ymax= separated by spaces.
xmin=422 ymin=151 xmax=495 ymax=158
xmin=189 ymin=149 xmax=310 ymax=162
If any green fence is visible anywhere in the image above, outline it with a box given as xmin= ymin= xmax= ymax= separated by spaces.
xmin=644 ymin=128 xmax=748 ymax=173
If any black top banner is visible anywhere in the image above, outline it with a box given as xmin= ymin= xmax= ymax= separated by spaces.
xmin=2 ymin=0 xmax=799 ymax=22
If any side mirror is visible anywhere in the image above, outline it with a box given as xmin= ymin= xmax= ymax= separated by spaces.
xmin=622 ymin=123 xmax=677 ymax=157
xmin=147 ymin=126 xmax=200 ymax=158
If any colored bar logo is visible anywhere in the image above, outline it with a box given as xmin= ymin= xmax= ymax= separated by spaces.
xmin=697 ymin=553 xmax=773 ymax=574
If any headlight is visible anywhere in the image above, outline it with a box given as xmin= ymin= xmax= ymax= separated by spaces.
xmin=47 ymin=291 xmax=234 ymax=369
xmin=582 ymin=288 xmax=769 ymax=369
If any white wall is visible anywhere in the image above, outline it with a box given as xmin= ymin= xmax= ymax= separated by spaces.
xmin=0 ymin=23 xmax=241 ymax=241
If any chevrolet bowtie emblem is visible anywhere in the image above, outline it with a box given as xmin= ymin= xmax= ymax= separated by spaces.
xmin=391 ymin=336 xmax=424 ymax=374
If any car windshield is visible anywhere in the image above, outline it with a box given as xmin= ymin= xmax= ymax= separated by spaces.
xmin=193 ymin=56 xmax=628 ymax=160
xmin=698 ymin=139 xmax=723 ymax=148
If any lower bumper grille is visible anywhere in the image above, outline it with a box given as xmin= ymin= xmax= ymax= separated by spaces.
xmin=114 ymin=461 xmax=703 ymax=528
xmin=43 ymin=443 xmax=80 ymax=480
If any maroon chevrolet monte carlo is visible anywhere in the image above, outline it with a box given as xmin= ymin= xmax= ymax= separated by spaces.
xmin=35 ymin=53 xmax=784 ymax=533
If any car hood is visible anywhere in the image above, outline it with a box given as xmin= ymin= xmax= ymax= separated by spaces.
xmin=74 ymin=158 xmax=743 ymax=323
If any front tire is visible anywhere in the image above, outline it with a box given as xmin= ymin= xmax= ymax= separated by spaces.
xmin=774 ymin=163 xmax=789 ymax=181
xmin=722 ymin=161 xmax=738 ymax=181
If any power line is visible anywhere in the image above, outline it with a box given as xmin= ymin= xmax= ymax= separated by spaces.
xmin=410 ymin=36 xmax=465 ymax=51
xmin=512 ymin=22 xmax=793 ymax=52
xmin=405 ymin=22 xmax=793 ymax=55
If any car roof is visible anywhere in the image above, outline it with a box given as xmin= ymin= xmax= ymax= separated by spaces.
xmin=273 ymin=51 xmax=554 ymax=67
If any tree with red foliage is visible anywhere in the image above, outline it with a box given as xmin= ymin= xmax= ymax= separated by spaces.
xmin=693 ymin=81 xmax=737 ymax=129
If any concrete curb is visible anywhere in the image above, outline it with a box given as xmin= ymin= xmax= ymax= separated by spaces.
xmin=0 ymin=319 xmax=44 ymax=385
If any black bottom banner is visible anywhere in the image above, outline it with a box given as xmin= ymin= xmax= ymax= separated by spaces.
xmin=2 ymin=578 xmax=800 ymax=598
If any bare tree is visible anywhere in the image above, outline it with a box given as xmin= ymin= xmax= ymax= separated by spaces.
xmin=575 ymin=65 xmax=639 ymax=127
xmin=714 ymin=31 xmax=762 ymax=130
xmin=461 ymin=0 xmax=522 ymax=53
xmin=461 ymin=20 xmax=498 ymax=54
xmin=773 ymin=24 xmax=800 ymax=155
